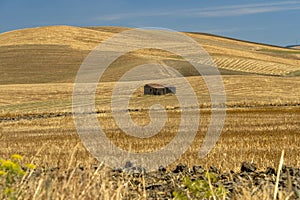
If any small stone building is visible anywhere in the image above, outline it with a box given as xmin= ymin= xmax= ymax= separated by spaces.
xmin=144 ymin=84 xmax=176 ymax=95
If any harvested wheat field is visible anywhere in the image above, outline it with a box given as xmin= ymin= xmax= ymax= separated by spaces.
xmin=0 ymin=26 xmax=300 ymax=199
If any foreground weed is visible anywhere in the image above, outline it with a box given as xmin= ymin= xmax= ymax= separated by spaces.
xmin=0 ymin=154 xmax=36 ymax=199
xmin=173 ymin=171 xmax=228 ymax=200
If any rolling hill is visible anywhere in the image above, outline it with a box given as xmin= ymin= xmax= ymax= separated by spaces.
xmin=287 ymin=45 xmax=300 ymax=50
xmin=0 ymin=25 xmax=300 ymax=84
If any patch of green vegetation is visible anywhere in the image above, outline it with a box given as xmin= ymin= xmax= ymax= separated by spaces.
xmin=173 ymin=171 xmax=228 ymax=200
xmin=258 ymin=48 xmax=300 ymax=55
xmin=294 ymin=71 xmax=300 ymax=76
xmin=0 ymin=154 xmax=36 ymax=199
xmin=286 ymin=70 xmax=300 ymax=77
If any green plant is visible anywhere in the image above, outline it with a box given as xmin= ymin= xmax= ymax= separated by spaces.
xmin=0 ymin=154 xmax=36 ymax=199
xmin=173 ymin=171 xmax=228 ymax=200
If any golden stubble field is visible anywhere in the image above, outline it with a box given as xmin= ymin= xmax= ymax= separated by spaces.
xmin=2 ymin=107 xmax=299 ymax=171
xmin=1 ymin=75 xmax=300 ymax=172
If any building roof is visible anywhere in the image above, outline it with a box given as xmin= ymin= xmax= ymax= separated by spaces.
xmin=144 ymin=83 xmax=166 ymax=89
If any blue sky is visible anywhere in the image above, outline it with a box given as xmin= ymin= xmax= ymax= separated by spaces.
xmin=1 ymin=0 xmax=299 ymax=46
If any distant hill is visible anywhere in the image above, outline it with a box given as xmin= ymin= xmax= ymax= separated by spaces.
xmin=287 ymin=45 xmax=300 ymax=49
xmin=0 ymin=25 xmax=300 ymax=84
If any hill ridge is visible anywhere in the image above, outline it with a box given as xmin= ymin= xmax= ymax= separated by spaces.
xmin=0 ymin=25 xmax=299 ymax=84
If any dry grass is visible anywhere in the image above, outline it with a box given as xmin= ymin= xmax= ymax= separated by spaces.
xmin=0 ymin=106 xmax=299 ymax=199
xmin=1 ymin=75 xmax=300 ymax=115
xmin=1 ymin=106 xmax=299 ymax=170
xmin=0 ymin=76 xmax=299 ymax=199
